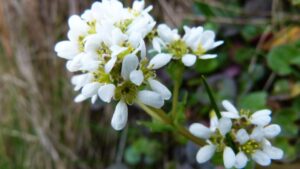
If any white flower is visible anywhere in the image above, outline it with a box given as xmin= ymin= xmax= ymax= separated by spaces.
xmin=152 ymin=24 xmax=223 ymax=67
xmin=234 ymin=128 xmax=283 ymax=168
xmin=55 ymin=15 xmax=89 ymax=60
xmin=221 ymin=100 xmax=272 ymax=126
xmin=189 ymin=116 xmax=236 ymax=168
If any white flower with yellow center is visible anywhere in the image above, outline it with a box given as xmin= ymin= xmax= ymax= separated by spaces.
xmin=221 ymin=100 xmax=272 ymax=126
xmin=151 ymin=24 xmax=223 ymax=67
xmin=189 ymin=116 xmax=237 ymax=169
xmin=234 ymin=127 xmax=283 ymax=168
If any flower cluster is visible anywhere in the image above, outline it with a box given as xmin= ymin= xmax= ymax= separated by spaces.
xmin=55 ymin=0 xmax=172 ymax=130
xmin=189 ymin=100 xmax=283 ymax=168
xmin=54 ymin=0 xmax=223 ymax=131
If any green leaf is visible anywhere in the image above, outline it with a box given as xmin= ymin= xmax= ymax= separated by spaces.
xmin=125 ymin=147 xmax=141 ymax=165
xmin=267 ymin=43 xmax=300 ymax=75
xmin=238 ymin=91 xmax=267 ymax=110
xmin=272 ymin=79 xmax=290 ymax=95
xmin=275 ymin=138 xmax=297 ymax=162
xmin=234 ymin=47 xmax=256 ymax=64
xmin=273 ymin=108 xmax=298 ymax=138
xmin=241 ymin=25 xmax=264 ymax=41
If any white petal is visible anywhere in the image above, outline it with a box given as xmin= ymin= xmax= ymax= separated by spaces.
xmin=128 ymin=32 xmax=142 ymax=48
xmin=148 ymin=53 xmax=172 ymax=69
xmin=157 ymin=24 xmax=180 ymax=43
xmin=152 ymin=37 xmax=162 ymax=52
xmin=55 ymin=41 xmax=79 ymax=59
xmin=148 ymin=79 xmax=171 ymax=100
xmin=82 ymin=82 xmax=101 ymax=98
xmin=139 ymin=40 xmax=146 ymax=58
xmin=133 ymin=0 xmax=145 ymax=12
xmin=98 ymin=84 xmax=116 ymax=103
xmin=252 ymin=150 xmax=271 ymax=166
xmin=189 ymin=123 xmax=211 ymax=139
xmin=67 ymin=53 xmax=85 ymax=71
xmin=236 ymin=129 xmax=250 ymax=144
xmin=221 ymin=111 xmax=240 ymax=119
xmin=182 ymin=54 xmax=197 ymax=67
xmin=250 ymin=127 xmax=264 ymax=141
xmin=263 ymin=124 xmax=281 ymax=138
xmin=105 ymin=57 xmax=117 ymax=73
xmin=251 ymin=109 xmax=272 ymax=119
xmin=212 ymin=41 xmax=224 ymax=49
xmin=235 ymin=152 xmax=248 ymax=169
xmin=71 ymin=73 xmax=93 ymax=91
xmin=196 ymin=145 xmax=216 ymax=163
xmin=91 ymin=95 xmax=97 ymax=104
xmin=199 ymin=54 xmax=217 ymax=59
xmin=68 ymin=15 xmax=88 ymax=34
xmin=137 ymin=90 xmax=164 ymax=108
xmin=130 ymin=70 xmax=144 ymax=86
xmin=223 ymin=147 xmax=236 ymax=168
xmin=84 ymin=34 xmax=102 ymax=51
xmin=74 ymin=94 xmax=88 ymax=102
xmin=112 ymin=28 xmax=127 ymax=45
xmin=263 ymin=146 xmax=284 ymax=160
xmin=111 ymin=101 xmax=128 ymax=130
xmin=121 ymin=54 xmax=139 ymax=79
xmin=210 ymin=114 xmax=219 ymax=131
xmin=218 ymin=117 xmax=232 ymax=136
xmin=250 ymin=115 xmax=271 ymax=126
xmin=222 ymin=100 xmax=239 ymax=115
xmin=110 ymin=45 xmax=127 ymax=57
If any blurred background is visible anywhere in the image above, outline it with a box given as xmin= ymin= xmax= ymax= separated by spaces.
xmin=0 ymin=0 xmax=300 ymax=168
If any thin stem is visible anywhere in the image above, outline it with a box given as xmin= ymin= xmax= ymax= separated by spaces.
xmin=136 ymin=101 xmax=205 ymax=146
xmin=170 ymin=63 xmax=184 ymax=119
xmin=201 ymin=76 xmax=222 ymax=118
xmin=171 ymin=78 xmax=181 ymax=118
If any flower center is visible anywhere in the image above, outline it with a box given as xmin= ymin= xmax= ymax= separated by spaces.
xmin=115 ymin=81 xmax=138 ymax=104
xmin=93 ymin=66 xmax=111 ymax=84
xmin=78 ymin=36 xmax=85 ymax=52
xmin=210 ymin=130 xmax=225 ymax=152
xmin=140 ymin=59 xmax=155 ymax=80
xmin=167 ymin=40 xmax=189 ymax=59
xmin=115 ymin=19 xmax=133 ymax=33
xmin=87 ymin=21 xmax=97 ymax=34
xmin=194 ymin=44 xmax=206 ymax=56
xmin=240 ymin=140 xmax=261 ymax=155
xmin=97 ymin=43 xmax=111 ymax=61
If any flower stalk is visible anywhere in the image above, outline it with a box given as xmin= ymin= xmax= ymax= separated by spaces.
xmin=170 ymin=63 xmax=184 ymax=119
xmin=136 ymin=101 xmax=205 ymax=146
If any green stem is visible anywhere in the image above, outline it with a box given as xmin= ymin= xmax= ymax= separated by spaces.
xmin=136 ymin=101 xmax=205 ymax=146
xmin=201 ymin=75 xmax=238 ymax=152
xmin=200 ymin=76 xmax=222 ymax=118
xmin=170 ymin=63 xmax=184 ymax=119
xmin=171 ymin=78 xmax=181 ymax=118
